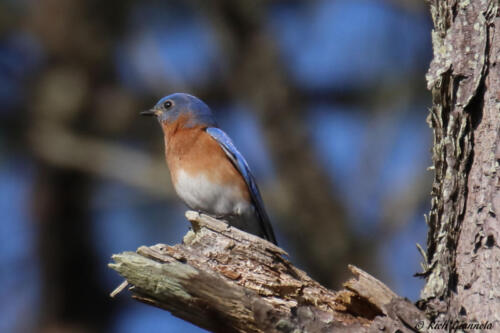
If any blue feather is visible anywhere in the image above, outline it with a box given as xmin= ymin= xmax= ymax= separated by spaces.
xmin=206 ymin=127 xmax=277 ymax=245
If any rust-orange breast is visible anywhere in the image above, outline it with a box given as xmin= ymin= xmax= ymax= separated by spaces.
xmin=162 ymin=119 xmax=250 ymax=202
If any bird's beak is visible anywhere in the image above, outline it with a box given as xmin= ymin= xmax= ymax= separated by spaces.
xmin=140 ymin=109 xmax=157 ymax=116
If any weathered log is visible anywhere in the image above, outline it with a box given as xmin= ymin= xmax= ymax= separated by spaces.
xmin=109 ymin=211 xmax=425 ymax=332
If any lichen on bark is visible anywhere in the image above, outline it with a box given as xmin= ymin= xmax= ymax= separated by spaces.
xmin=422 ymin=0 xmax=499 ymax=322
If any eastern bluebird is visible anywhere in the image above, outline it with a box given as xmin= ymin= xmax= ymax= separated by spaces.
xmin=141 ymin=93 xmax=277 ymax=245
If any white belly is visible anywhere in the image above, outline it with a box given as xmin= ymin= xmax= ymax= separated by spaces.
xmin=174 ymin=169 xmax=252 ymax=216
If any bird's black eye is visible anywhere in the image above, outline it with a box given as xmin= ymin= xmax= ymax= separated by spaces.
xmin=163 ymin=100 xmax=173 ymax=109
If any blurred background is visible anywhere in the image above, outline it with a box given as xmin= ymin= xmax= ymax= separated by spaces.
xmin=0 ymin=0 xmax=432 ymax=332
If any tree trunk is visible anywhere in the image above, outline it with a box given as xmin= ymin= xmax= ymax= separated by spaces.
xmin=421 ymin=0 xmax=500 ymax=325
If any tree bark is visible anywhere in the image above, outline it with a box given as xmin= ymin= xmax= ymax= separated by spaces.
xmin=421 ymin=0 xmax=500 ymax=325
xmin=110 ymin=211 xmax=425 ymax=333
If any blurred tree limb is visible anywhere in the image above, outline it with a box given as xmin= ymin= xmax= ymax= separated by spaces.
xmin=110 ymin=211 xmax=426 ymax=333
xmin=29 ymin=123 xmax=173 ymax=198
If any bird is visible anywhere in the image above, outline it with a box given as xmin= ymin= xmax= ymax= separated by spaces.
xmin=141 ymin=93 xmax=277 ymax=245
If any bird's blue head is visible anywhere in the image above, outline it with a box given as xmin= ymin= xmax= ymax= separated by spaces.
xmin=141 ymin=93 xmax=217 ymax=128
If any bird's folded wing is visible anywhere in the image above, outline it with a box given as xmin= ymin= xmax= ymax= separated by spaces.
xmin=205 ymin=127 xmax=277 ymax=245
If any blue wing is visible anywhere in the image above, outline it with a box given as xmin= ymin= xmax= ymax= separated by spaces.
xmin=206 ymin=127 xmax=277 ymax=245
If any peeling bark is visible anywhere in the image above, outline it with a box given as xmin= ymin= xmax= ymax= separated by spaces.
xmin=109 ymin=212 xmax=425 ymax=332
xmin=421 ymin=0 xmax=500 ymax=325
